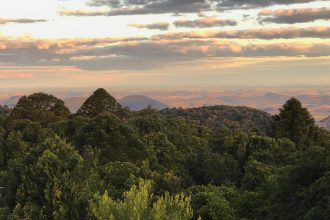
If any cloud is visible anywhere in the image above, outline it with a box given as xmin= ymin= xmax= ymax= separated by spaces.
xmin=259 ymin=7 xmax=330 ymax=24
xmin=154 ymin=27 xmax=330 ymax=39
xmin=62 ymin=0 xmax=212 ymax=16
xmin=0 ymin=18 xmax=47 ymax=25
xmin=129 ymin=22 xmax=170 ymax=30
xmin=58 ymin=10 xmax=108 ymax=16
xmin=1 ymin=34 xmax=330 ymax=71
xmin=214 ymin=0 xmax=325 ymax=9
xmin=58 ymin=41 xmax=330 ymax=72
xmin=45 ymin=40 xmax=330 ymax=70
xmin=0 ymin=35 xmax=149 ymax=68
xmin=174 ymin=16 xmax=237 ymax=28
xmin=0 ymin=36 xmax=147 ymax=50
xmin=0 ymin=73 xmax=33 ymax=79
xmin=59 ymin=0 xmax=329 ymax=17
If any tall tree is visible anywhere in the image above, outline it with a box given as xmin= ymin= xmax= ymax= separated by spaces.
xmin=273 ymin=98 xmax=315 ymax=145
xmin=77 ymin=88 xmax=122 ymax=118
xmin=8 ymin=93 xmax=70 ymax=127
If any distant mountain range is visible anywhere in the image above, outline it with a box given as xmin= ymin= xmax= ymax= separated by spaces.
xmin=319 ymin=116 xmax=330 ymax=130
xmin=62 ymin=95 xmax=169 ymax=112
xmin=1 ymin=92 xmax=329 ymax=131
xmin=118 ymin=95 xmax=168 ymax=111
xmin=64 ymin=97 xmax=86 ymax=113
xmin=0 ymin=96 xmax=21 ymax=108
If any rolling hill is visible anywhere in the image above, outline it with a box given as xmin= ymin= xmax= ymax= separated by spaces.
xmin=161 ymin=105 xmax=273 ymax=134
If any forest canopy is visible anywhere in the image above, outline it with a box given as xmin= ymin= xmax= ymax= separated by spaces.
xmin=1 ymin=89 xmax=330 ymax=220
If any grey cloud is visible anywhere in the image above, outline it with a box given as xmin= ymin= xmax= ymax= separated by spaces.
xmin=215 ymin=0 xmax=325 ymax=10
xmin=61 ymin=40 xmax=330 ymax=70
xmin=59 ymin=0 xmax=328 ymax=17
xmin=174 ymin=17 xmax=237 ymax=28
xmin=54 ymin=42 xmax=330 ymax=71
xmin=259 ymin=7 xmax=330 ymax=24
xmin=83 ymin=0 xmax=211 ymax=15
xmin=0 ymin=47 xmax=68 ymax=66
xmin=2 ymin=36 xmax=330 ymax=71
xmin=0 ymin=18 xmax=47 ymax=25
xmin=155 ymin=27 xmax=330 ymax=39
xmin=129 ymin=22 xmax=170 ymax=30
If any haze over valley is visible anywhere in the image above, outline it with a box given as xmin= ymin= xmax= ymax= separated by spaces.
xmin=1 ymin=86 xmax=330 ymax=122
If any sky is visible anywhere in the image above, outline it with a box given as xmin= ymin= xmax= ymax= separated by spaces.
xmin=0 ymin=0 xmax=330 ymax=88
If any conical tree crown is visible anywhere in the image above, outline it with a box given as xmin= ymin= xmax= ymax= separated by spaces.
xmin=77 ymin=88 xmax=121 ymax=117
xmin=273 ymin=98 xmax=315 ymax=145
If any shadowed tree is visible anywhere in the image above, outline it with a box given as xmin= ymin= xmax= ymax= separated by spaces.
xmin=273 ymin=98 xmax=315 ymax=145
xmin=77 ymin=88 xmax=122 ymax=118
xmin=75 ymin=112 xmax=146 ymax=164
xmin=0 ymin=106 xmax=10 ymax=119
xmin=8 ymin=93 xmax=70 ymax=127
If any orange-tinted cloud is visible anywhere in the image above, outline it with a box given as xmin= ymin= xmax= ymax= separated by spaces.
xmin=58 ymin=10 xmax=108 ymax=16
xmin=0 ymin=73 xmax=33 ymax=79
xmin=259 ymin=7 xmax=330 ymax=24
xmin=1 ymin=33 xmax=330 ymax=71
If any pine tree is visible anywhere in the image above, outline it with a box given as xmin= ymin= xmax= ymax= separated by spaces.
xmin=273 ymin=98 xmax=315 ymax=145
xmin=77 ymin=88 xmax=122 ymax=117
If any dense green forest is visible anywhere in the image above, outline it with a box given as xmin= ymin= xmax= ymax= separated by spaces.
xmin=1 ymin=88 xmax=330 ymax=219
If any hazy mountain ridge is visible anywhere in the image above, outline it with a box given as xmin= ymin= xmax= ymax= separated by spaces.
xmin=0 ymin=96 xmax=21 ymax=108
xmin=1 ymin=90 xmax=330 ymax=123
xmin=118 ymin=95 xmax=169 ymax=111
xmin=319 ymin=116 xmax=330 ymax=130
xmin=64 ymin=97 xmax=86 ymax=113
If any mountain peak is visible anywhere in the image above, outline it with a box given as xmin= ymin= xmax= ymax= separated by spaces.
xmin=119 ymin=95 xmax=168 ymax=111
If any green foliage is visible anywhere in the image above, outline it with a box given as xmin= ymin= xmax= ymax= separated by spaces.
xmin=75 ymin=112 xmax=146 ymax=164
xmin=1 ymin=90 xmax=330 ymax=220
xmin=100 ymin=162 xmax=140 ymax=199
xmin=200 ymin=153 xmax=241 ymax=185
xmin=144 ymin=132 xmax=183 ymax=172
xmin=0 ymin=105 xmax=10 ymax=119
xmin=241 ymin=160 xmax=275 ymax=191
xmin=191 ymin=185 xmax=263 ymax=220
xmin=77 ymin=88 xmax=122 ymax=118
xmin=130 ymin=107 xmax=167 ymax=136
xmin=8 ymin=93 xmax=70 ymax=127
xmin=264 ymin=146 xmax=330 ymax=219
xmin=0 ymin=126 xmax=6 ymax=168
xmin=161 ymin=105 xmax=273 ymax=134
xmin=1 ymin=136 xmax=97 ymax=219
xmin=89 ymin=179 xmax=193 ymax=220
xmin=273 ymin=98 xmax=315 ymax=145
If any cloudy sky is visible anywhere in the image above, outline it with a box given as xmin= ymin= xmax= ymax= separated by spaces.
xmin=0 ymin=0 xmax=330 ymax=88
